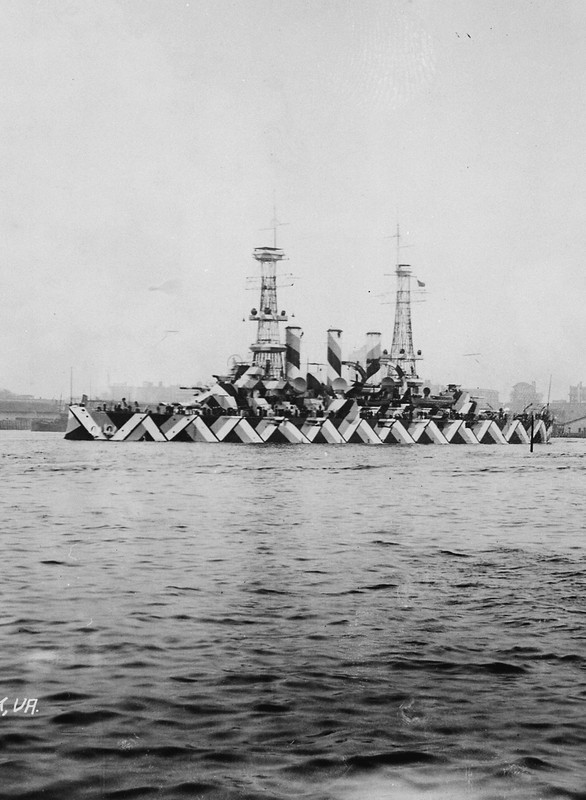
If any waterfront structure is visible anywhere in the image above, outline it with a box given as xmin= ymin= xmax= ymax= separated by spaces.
xmin=555 ymin=415 xmax=586 ymax=437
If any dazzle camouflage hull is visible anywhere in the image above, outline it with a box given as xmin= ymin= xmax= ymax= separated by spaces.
xmin=65 ymin=405 xmax=550 ymax=445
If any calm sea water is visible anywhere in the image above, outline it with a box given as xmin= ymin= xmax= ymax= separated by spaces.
xmin=1 ymin=432 xmax=585 ymax=800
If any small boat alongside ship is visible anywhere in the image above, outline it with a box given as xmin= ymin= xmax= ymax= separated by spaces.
xmin=65 ymin=233 xmax=552 ymax=445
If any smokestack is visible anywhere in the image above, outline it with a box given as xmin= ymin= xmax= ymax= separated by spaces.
xmin=285 ymin=326 xmax=303 ymax=382
xmin=366 ymin=331 xmax=382 ymax=384
xmin=327 ymin=329 xmax=343 ymax=387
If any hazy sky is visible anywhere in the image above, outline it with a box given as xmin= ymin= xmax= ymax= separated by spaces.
xmin=2 ymin=0 xmax=585 ymax=401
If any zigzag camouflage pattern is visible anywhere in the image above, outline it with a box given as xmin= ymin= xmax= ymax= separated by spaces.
xmin=65 ymin=405 xmax=550 ymax=445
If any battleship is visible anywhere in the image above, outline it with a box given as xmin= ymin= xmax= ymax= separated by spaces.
xmin=65 ymin=231 xmax=551 ymax=445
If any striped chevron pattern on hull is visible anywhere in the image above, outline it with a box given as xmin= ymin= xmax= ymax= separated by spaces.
xmin=65 ymin=406 xmax=551 ymax=445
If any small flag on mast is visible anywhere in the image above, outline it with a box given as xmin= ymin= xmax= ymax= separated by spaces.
xmin=417 ymin=279 xmax=426 ymax=287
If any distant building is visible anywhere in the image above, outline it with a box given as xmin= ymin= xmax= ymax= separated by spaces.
xmin=569 ymin=382 xmax=586 ymax=404
xmin=549 ymin=381 xmax=586 ymax=424
xmin=509 ymin=382 xmax=543 ymax=414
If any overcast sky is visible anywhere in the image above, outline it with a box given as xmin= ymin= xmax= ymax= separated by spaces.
xmin=1 ymin=0 xmax=585 ymax=401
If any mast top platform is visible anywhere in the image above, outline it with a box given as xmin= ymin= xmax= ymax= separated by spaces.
xmin=254 ymin=247 xmax=285 ymax=262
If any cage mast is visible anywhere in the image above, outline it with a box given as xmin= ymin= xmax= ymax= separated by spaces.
xmin=248 ymin=241 xmax=288 ymax=379
xmin=390 ymin=225 xmax=421 ymax=382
